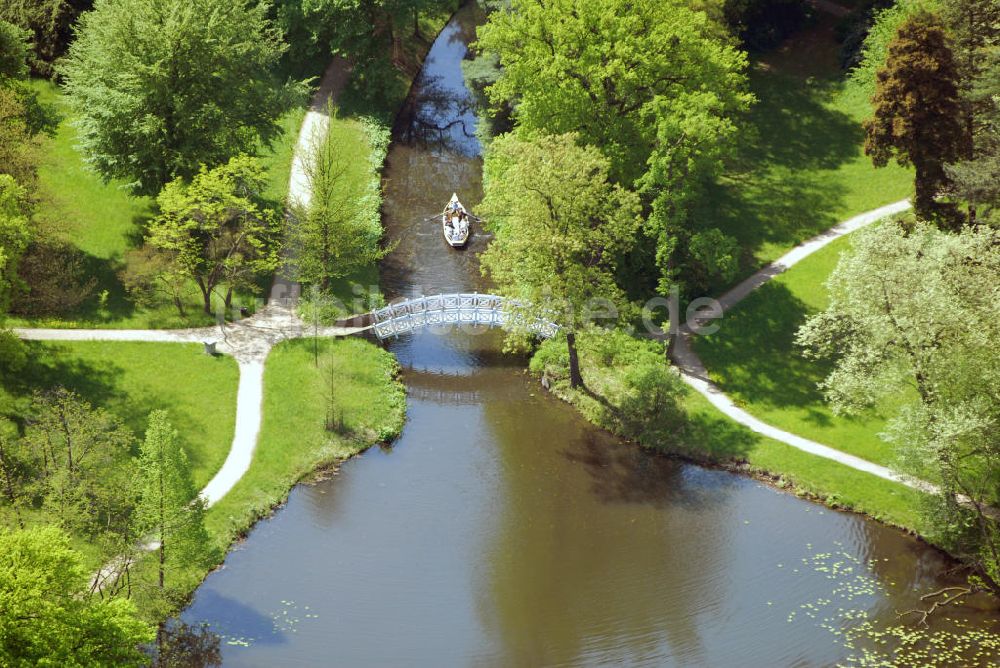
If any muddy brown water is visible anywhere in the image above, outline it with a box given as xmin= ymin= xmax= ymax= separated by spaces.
xmin=181 ymin=5 xmax=998 ymax=665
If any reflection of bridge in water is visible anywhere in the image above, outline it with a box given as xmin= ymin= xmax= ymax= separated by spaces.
xmin=370 ymin=293 xmax=557 ymax=341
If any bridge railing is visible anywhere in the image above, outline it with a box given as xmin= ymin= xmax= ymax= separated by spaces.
xmin=371 ymin=293 xmax=557 ymax=340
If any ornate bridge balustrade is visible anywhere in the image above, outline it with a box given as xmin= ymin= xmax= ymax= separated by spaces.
xmin=370 ymin=293 xmax=557 ymax=340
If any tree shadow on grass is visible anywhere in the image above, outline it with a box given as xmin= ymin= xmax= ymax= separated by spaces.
xmin=679 ymin=405 xmax=762 ymax=463
xmin=0 ymin=341 xmax=124 ymax=426
xmin=690 ymin=68 xmax=863 ymax=286
xmin=694 ymin=282 xmax=832 ymax=412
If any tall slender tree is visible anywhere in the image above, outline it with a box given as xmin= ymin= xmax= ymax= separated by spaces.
xmin=863 ymin=11 xmax=965 ymax=226
xmin=135 ymin=411 xmax=211 ymax=596
xmin=942 ymin=0 xmax=1000 ymax=224
xmin=479 ymin=133 xmax=640 ymax=388
xmin=947 ymin=48 xmax=1000 ymax=224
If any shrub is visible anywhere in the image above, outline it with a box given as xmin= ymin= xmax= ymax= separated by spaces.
xmin=12 ymin=240 xmax=96 ymax=316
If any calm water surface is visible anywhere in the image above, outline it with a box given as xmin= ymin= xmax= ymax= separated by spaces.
xmin=182 ymin=5 xmax=997 ymax=665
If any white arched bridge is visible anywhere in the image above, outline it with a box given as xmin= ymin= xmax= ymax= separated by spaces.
xmin=369 ymin=293 xmax=558 ymax=340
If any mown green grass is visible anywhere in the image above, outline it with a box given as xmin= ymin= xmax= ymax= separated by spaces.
xmin=205 ymin=337 xmax=405 ymax=550
xmin=691 ymin=13 xmax=912 ymax=286
xmin=692 ymin=230 xmax=909 ymax=470
xmin=0 ymin=341 xmax=239 ymax=488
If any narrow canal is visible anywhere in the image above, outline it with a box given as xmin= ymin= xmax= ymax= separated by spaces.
xmin=182 ymin=4 xmax=996 ymax=665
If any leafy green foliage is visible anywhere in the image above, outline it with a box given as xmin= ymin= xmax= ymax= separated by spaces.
xmin=797 ymin=221 xmax=1000 ymax=592
xmin=61 ymin=0 xmax=304 ymax=195
xmin=477 ymin=0 xmax=752 ymax=294
xmin=135 ymin=411 xmax=213 ymax=608
xmin=290 ymin=108 xmax=388 ymax=289
xmin=849 ymin=0 xmax=939 ymax=95
xmin=479 ymin=133 xmax=640 ymax=385
xmin=0 ymin=525 xmax=154 ymax=667
xmin=13 ymin=389 xmax=136 ymax=539
xmin=0 ymin=175 xmax=30 ymax=311
xmin=863 ymin=11 xmax=964 ymax=224
xmin=531 ymin=328 xmax=687 ymax=447
xmin=147 ymin=156 xmax=282 ymax=315
xmin=942 ymin=0 xmax=1000 ymax=224
xmin=946 ymin=48 xmax=1000 ymax=223
xmin=0 ymin=1 xmax=90 ymax=78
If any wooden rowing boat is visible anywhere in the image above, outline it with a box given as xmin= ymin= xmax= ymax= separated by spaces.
xmin=442 ymin=193 xmax=470 ymax=247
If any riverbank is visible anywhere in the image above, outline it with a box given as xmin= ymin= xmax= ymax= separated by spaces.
xmin=530 ymin=329 xmax=932 ymax=538
xmin=134 ymin=11 xmax=455 ymax=622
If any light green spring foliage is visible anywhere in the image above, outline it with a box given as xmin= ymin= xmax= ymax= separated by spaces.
xmin=530 ymin=328 xmax=687 ymax=447
xmin=136 ymin=411 xmax=212 ymax=590
xmin=796 ymin=221 xmax=1000 ymax=580
xmin=20 ymin=388 xmax=137 ymax=537
xmin=477 ymin=0 xmax=751 ymax=186
xmin=0 ymin=525 xmax=154 ymax=667
xmin=0 ymin=175 xmax=30 ymax=311
xmin=290 ymin=109 xmax=389 ymax=289
xmin=476 ymin=0 xmax=751 ymax=293
xmin=850 ymin=0 xmax=941 ymax=96
xmin=479 ymin=132 xmax=640 ymax=335
xmin=61 ymin=0 xmax=305 ymax=196
xmin=148 ymin=156 xmax=282 ymax=313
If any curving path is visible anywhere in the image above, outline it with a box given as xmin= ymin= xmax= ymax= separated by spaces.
xmin=669 ymin=200 xmax=926 ymax=489
xmin=16 ymin=57 xmax=360 ymax=513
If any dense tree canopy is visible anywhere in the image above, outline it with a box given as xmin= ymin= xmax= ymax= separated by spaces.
xmin=0 ymin=176 xmax=30 ymax=312
xmin=479 ymin=133 xmax=640 ymax=387
xmin=863 ymin=11 xmax=964 ymax=225
xmin=797 ymin=221 xmax=1000 ymax=592
xmin=947 ymin=47 xmax=1000 ymax=224
xmin=135 ymin=411 xmax=212 ymax=603
xmin=0 ymin=526 xmax=154 ymax=666
xmin=62 ymin=0 xmax=304 ymax=195
xmin=147 ymin=156 xmax=282 ymax=315
xmin=476 ymin=0 xmax=752 ymax=294
xmin=0 ymin=0 xmax=92 ymax=77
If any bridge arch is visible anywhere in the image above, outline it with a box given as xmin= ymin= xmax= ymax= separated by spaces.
xmin=370 ymin=293 xmax=557 ymax=340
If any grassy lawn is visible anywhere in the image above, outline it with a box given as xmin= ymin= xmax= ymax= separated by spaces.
xmin=204 ymin=338 xmax=405 ymax=544
xmin=0 ymin=341 xmax=239 ymax=489
xmin=690 ymin=11 xmax=912 ymax=288
xmin=12 ymin=80 xmax=309 ymax=330
xmin=693 ymin=231 xmax=902 ymax=469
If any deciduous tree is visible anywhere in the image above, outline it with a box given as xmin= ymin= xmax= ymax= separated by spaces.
xmin=135 ymin=411 xmax=212 ymax=599
xmin=0 ymin=525 xmax=154 ymax=666
xmin=148 ymin=156 xmax=282 ymax=315
xmin=0 ymin=175 xmax=31 ymax=311
xmin=21 ymin=388 xmax=136 ymax=538
xmin=863 ymin=11 xmax=965 ymax=225
xmin=290 ymin=117 xmax=388 ymax=290
xmin=476 ymin=0 xmax=752 ymax=293
xmin=797 ymin=221 xmax=1000 ymax=592
xmin=479 ymin=133 xmax=640 ymax=388
xmin=61 ymin=0 xmax=304 ymax=195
